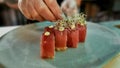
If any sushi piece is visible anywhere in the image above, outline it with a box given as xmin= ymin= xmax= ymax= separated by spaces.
xmin=74 ymin=13 xmax=87 ymax=42
xmin=54 ymin=27 xmax=67 ymax=51
xmin=77 ymin=23 xmax=87 ymax=42
xmin=67 ymin=25 xmax=79 ymax=48
xmin=66 ymin=19 xmax=79 ymax=48
xmin=40 ymin=31 xmax=55 ymax=59
xmin=54 ymin=21 xmax=67 ymax=51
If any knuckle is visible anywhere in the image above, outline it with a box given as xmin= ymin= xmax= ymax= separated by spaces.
xmin=34 ymin=15 xmax=39 ymax=19
xmin=45 ymin=0 xmax=54 ymax=6
xmin=50 ymin=17 xmax=56 ymax=21
xmin=49 ymin=0 xmax=55 ymax=6
xmin=24 ymin=14 xmax=32 ymax=20
xmin=39 ymin=7 xmax=45 ymax=13
xmin=27 ymin=16 xmax=32 ymax=20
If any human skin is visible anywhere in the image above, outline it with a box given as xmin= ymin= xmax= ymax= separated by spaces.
xmin=4 ymin=0 xmax=82 ymax=21
xmin=18 ymin=0 xmax=63 ymax=22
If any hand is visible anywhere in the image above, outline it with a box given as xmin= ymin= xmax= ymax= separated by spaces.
xmin=18 ymin=0 xmax=63 ymax=21
xmin=61 ymin=0 xmax=78 ymax=16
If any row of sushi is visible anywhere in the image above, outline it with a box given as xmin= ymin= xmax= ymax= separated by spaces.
xmin=40 ymin=13 xmax=87 ymax=59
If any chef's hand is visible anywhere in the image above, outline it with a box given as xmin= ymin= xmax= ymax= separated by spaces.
xmin=18 ymin=0 xmax=63 ymax=21
xmin=61 ymin=0 xmax=78 ymax=16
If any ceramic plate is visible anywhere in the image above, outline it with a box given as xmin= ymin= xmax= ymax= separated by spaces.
xmin=0 ymin=22 xmax=120 ymax=68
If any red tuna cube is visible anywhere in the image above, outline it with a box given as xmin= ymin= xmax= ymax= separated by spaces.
xmin=77 ymin=24 xmax=87 ymax=42
xmin=54 ymin=28 xmax=67 ymax=51
xmin=40 ymin=31 xmax=55 ymax=59
xmin=67 ymin=28 xmax=79 ymax=48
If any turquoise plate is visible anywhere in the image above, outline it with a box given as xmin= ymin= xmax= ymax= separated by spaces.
xmin=0 ymin=22 xmax=120 ymax=68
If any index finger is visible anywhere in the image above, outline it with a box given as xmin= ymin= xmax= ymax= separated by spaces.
xmin=44 ymin=0 xmax=63 ymax=20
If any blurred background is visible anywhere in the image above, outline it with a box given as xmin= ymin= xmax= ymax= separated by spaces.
xmin=0 ymin=0 xmax=120 ymax=26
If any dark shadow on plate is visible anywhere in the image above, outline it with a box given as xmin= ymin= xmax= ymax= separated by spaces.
xmin=115 ymin=25 xmax=120 ymax=29
xmin=0 ymin=63 xmax=5 ymax=68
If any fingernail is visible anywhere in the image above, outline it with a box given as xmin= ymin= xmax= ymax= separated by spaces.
xmin=61 ymin=13 xmax=66 ymax=18
xmin=51 ymin=19 xmax=57 ymax=22
xmin=58 ymin=13 xmax=66 ymax=20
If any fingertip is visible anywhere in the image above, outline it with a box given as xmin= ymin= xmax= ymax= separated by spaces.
xmin=58 ymin=13 xmax=66 ymax=19
xmin=48 ymin=17 xmax=56 ymax=22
